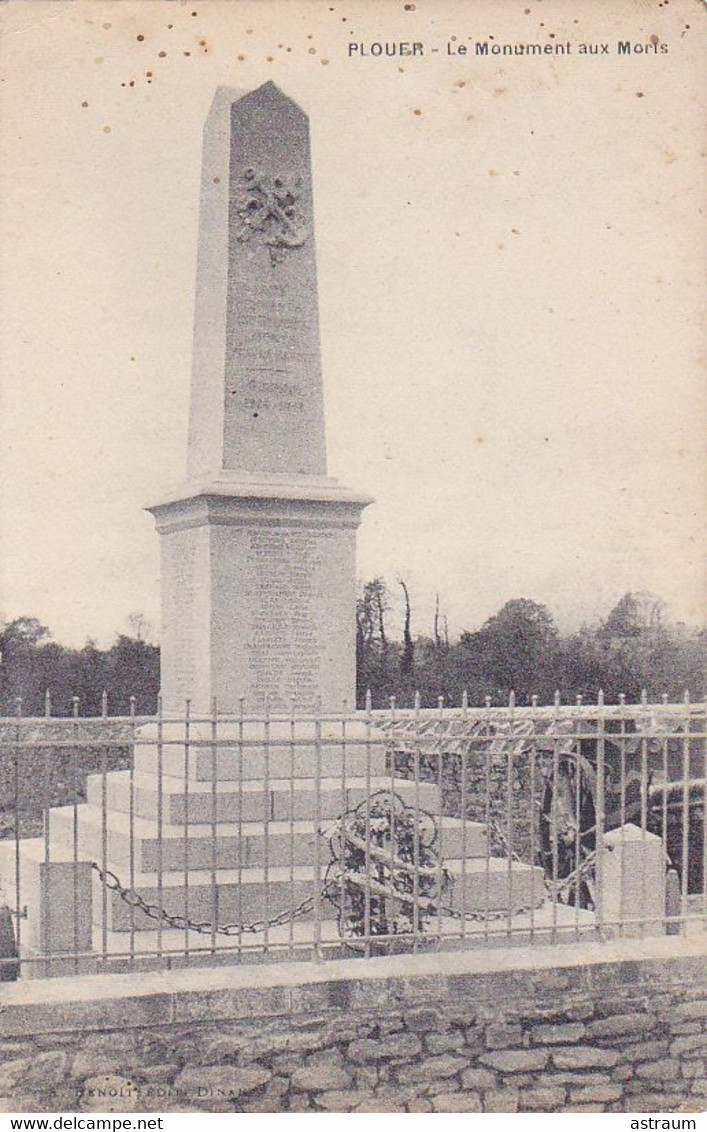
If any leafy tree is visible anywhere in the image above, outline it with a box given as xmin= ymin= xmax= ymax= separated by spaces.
xmin=460 ymin=599 xmax=560 ymax=702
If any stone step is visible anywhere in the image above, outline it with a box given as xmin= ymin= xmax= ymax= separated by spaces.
xmin=89 ymin=855 xmax=542 ymax=932
xmin=48 ymin=804 xmax=488 ymax=873
xmin=133 ymin=740 xmax=388 ymax=781
xmin=86 ymin=770 xmax=442 ymax=825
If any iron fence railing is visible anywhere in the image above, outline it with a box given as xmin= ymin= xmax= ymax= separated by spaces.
xmin=0 ymin=690 xmax=704 ymax=978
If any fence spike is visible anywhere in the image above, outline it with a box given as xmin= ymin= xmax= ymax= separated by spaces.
xmin=365 ymin=688 xmax=372 ymax=715
xmin=44 ymin=689 xmax=52 ymax=718
xmin=597 ymin=688 xmax=604 ymax=707
xmin=101 ymin=690 xmax=108 ymax=718
xmin=554 ymin=690 xmax=561 ymax=708
xmin=72 ymin=696 xmax=79 ymax=718
xmin=414 ymin=689 xmax=421 ymax=712
xmin=508 ymin=690 xmax=515 ymax=711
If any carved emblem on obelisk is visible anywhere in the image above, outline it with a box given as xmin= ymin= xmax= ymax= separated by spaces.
xmin=234 ymin=168 xmax=309 ymax=264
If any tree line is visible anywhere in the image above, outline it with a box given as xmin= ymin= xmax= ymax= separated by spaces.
xmin=0 ymin=588 xmax=703 ymax=716
xmin=357 ymin=583 xmax=705 ymax=708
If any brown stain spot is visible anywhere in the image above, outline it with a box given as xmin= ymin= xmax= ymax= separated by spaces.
xmin=246 ymin=28 xmax=253 ymax=35
xmin=404 ymin=3 xmax=416 ymax=9
xmin=199 ymin=39 xmax=206 ymax=47
xmin=237 ymin=54 xmax=246 ymax=61
xmin=158 ymin=51 xmax=167 ymax=58
xmin=497 ymin=242 xmax=505 ymax=250
xmin=636 ymin=91 xmax=644 ymax=98
xmin=81 ymin=101 xmax=89 ymax=108
xmin=308 ymin=47 xmax=317 ymax=54
xmin=650 ymin=34 xmax=660 ymax=44
xmin=475 ymin=436 xmax=484 ymax=445
xmin=398 ymin=66 xmax=405 ymax=72
xmin=511 ymin=228 xmax=520 ymax=235
xmin=184 ymin=51 xmax=191 ymax=56
xmin=103 ymin=23 xmax=111 ymax=30
xmin=513 ymin=170 xmax=520 ymax=176
xmin=103 ymin=125 xmax=111 ymax=134
xmin=213 ymin=176 xmax=220 ymax=184
xmin=137 ymin=34 xmax=145 ymax=42
xmin=488 ymin=169 xmax=498 ymax=177
xmin=321 ymin=58 xmax=330 ymax=65
xmin=456 ymin=80 xmax=466 ymax=88
xmin=494 ymin=87 xmax=507 ymax=96
xmin=466 ymin=113 xmax=475 ymax=122
xmin=413 ymin=108 xmax=422 ymax=116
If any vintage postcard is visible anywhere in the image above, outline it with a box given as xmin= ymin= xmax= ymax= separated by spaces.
xmin=0 ymin=0 xmax=704 ymax=1118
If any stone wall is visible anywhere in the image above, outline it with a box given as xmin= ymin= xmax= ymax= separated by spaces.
xmin=0 ymin=939 xmax=704 ymax=1114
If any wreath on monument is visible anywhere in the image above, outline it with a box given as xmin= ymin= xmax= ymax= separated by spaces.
xmin=325 ymin=790 xmax=449 ymax=949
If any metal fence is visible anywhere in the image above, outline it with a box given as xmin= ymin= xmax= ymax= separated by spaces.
xmin=0 ymin=690 xmax=704 ymax=979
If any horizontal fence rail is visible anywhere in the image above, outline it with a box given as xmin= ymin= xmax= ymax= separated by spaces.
xmin=0 ymin=690 xmax=704 ymax=979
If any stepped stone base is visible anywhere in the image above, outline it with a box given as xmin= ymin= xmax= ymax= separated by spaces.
xmin=0 ymin=716 xmax=557 ymax=973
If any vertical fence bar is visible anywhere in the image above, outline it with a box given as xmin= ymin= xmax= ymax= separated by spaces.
xmin=209 ymin=696 xmax=218 ymax=956
xmin=681 ymin=689 xmax=691 ymax=930
xmin=129 ymin=696 xmax=137 ymax=967
xmin=529 ymin=695 xmax=538 ymax=945
xmin=550 ymin=691 xmax=560 ymax=945
xmin=702 ymin=692 xmax=707 ymax=922
xmin=238 ymin=697 xmax=245 ymax=960
xmin=506 ymin=691 xmax=515 ymax=943
xmin=288 ymin=695 xmax=295 ymax=959
xmin=339 ymin=698 xmax=348 ymax=957
xmin=364 ymin=690 xmax=372 ymax=958
xmin=183 ymin=698 xmax=191 ymax=965
xmin=483 ymin=695 xmax=492 ymax=943
xmin=13 ymin=698 xmax=22 ymax=967
xmin=263 ymin=696 xmax=271 ymax=956
xmin=412 ymin=690 xmax=421 ymax=951
xmin=156 ymin=694 xmax=164 ymax=963
xmin=71 ymin=696 xmax=80 ymax=973
xmin=460 ymin=689 xmax=468 ymax=944
xmin=618 ymin=692 xmax=627 ymax=939
xmin=42 ymin=692 xmax=52 ymax=976
xmin=638 ymin=689 xmax=650 ymax=937
xmin=594 ymin=690 xmax=606 ymax=936
xmin=100 ymin=690 xmax=109 ymax=966
xmin=574 ymin=695 xmax=582 ymax=939
xmin=661 ymin=693 xmax=670 ymax=897
xmin=313 ymin=695 xmax=323 ymax=962
xmin=389 ymin=696 xmax=398 ymax=951
xmin=436 ymin=696 xmax=444 ymax=950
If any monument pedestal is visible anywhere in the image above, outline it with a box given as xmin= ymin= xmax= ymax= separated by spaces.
xmin=149 ymin=474 xmax=371 ymax=713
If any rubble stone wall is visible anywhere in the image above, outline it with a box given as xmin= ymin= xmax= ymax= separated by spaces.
xmin=0 ymin=940 xmax=704 ymax=1113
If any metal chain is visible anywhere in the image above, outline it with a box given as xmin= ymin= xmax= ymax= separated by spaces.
xmin=91 ymin=862 xmax=326 ymax=936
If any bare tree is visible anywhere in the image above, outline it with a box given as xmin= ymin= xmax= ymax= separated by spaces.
xmin=399 ymin=579 xmax=414 ymax=676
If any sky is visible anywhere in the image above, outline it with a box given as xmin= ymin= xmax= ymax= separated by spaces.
xmin=0 ymin=0 xmax=705 ymax=648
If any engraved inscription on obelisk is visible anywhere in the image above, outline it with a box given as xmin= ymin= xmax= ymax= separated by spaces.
xmin=187 ymin=82 xmax=327 ymax=482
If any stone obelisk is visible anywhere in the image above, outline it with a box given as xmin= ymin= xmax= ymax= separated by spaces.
xmin=149 ymin=83 xmax=372 ymax=713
